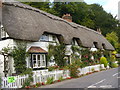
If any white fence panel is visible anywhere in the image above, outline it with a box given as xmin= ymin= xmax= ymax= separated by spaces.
xmin=1 ymin=75 xmax=28 ymax=88
xmin=1 ymin=64 xmax=105 ymax=88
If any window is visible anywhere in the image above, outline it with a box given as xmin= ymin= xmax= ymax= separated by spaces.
xmin=52 ymin=35 xmax=57 ymax=42
xmin=40 ymin=34 xmax=49 ymax=41
xmin=32 ymin=54 xmax=46 ymax=68
xmin=72 ymin=39 xmax=78 ymax=45
xmin=93 ymin=42 xmax=98 ymax=48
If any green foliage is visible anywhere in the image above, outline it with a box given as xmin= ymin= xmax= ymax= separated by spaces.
xmin=68 ymin=64 xmax=80 ymax=78
xmin=71 ymin=45 xmax=81 ymax=63
xmin=92 ymin=50 xmax=102 ymax=64
xmin=11 ymin=42 xmax=29 ymax=74
xmin=91 ymin=67 xmax=95 ymax=72
xmin=48 ymin=66 xmax=59 ymax=71
xmin=111 ymin=63 xmax=118 ymax=68
xmin=100 ymin=57 xmax=108 ymax=68
xmin=46 ymin=77 xmax=54 ymax=84
xmin=22 ymin=78 xmax=31 ymax=88
xmin=22 ymin=68 xmax=33 ymax=88
xmin=106 ymin=32 xmax=119 ymax=48
xmin=58 ymin=76 xmax=63 ymax=81
xmin=47 ymin=43 xmax=66 ymax=67
xmin=22 ymin=68 xmax=33 ymax=82
xmin=81 ymin=48 xmax=95 ymax=66
xmin=0 ymin=46 xmax=11 ymax=55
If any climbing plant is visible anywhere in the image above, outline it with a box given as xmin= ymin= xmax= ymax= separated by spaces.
xmin=92 ymin=50 xmax=102 ymax=64
xmin=47 ymin=43 xmax=66 ymax=67
xmin=11 ymin=42 xmax=29 ymax=74
xmin=71 ymin=45 xmax=81 ymax=63
xmin=81 ymin=48 xmax=94 ymax=66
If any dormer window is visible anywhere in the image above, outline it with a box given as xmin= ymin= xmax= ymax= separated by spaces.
xmin=40 ymin=34 xmax=49 ymax=41
xmin=72 ymin=39 xmax=78 ymax=46
xmin=102 ymin=43 xmax=106 ymax=50
xmin=93 ymin=42 xmax=98 ymax=48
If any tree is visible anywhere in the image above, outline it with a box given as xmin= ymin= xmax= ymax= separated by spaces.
xmin=106 ymin=32 xmax=119 ymax=49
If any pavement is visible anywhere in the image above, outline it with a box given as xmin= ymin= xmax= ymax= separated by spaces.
xmin=39 ymin=67 xmax=120 ymax=89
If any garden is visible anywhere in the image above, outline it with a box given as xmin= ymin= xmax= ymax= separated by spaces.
xmin=0 ymin=42 xmax=119 ymax=88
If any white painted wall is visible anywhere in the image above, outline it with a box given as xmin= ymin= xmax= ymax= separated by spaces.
xmin=0 ymin=39 xmax=15 ymax=76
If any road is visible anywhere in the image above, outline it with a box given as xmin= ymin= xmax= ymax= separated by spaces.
xmin=40 ymin=67 xmax=120 ymax=89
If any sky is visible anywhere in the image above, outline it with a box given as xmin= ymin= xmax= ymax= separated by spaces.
xmin=84 ymin=0 xmax=120 ymax=18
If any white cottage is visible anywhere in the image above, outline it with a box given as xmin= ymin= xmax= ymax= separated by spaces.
xmin=0 ymin=2 xmax=114 ymax=76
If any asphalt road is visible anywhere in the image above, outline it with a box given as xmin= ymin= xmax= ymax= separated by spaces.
xmin=40 ymin=67 xmax=120 ymax=89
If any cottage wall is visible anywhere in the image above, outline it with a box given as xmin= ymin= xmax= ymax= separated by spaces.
xmin=0 ymin=39 xmax=15 ymax=76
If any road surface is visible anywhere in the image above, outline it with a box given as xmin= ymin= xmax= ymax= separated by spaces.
xmin=40 ymin=67 xmax=120 ymax=89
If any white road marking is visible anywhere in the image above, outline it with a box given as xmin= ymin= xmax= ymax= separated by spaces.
xmin=117 ymin=77 xmax=120 ymax=78
xmin=88 ymin=79 xmax=106 ymax=88
xmin=113 ymin=72 xmax=120 ymax=77
xmin=100 ymin=85 xmax=113 ymax=88
xmin=88 ymin=86 xmax=96 ymax=88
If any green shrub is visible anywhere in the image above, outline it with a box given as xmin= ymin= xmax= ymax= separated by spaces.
xmin=69 ymin=64 xmax=80 ymax=78
xmin=111 ymin=63 xmax=118 ymax=68
xmin=48 ymin=66 xmax=59 ymax=71
xmin=100 ymin=57 xmax=108 ymax=68
xmin=46 ymin=77 xmax=54 ymax=84
xmin=58 ymin=76 xmax=63 ymax=81
xmin=22 ymin=78 xmax=31 ymax=88
xmin=91 ymin=67 xmax=95 ymax=72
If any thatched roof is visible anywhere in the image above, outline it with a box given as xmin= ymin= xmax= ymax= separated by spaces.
xmin=2 ymin=2 xmax=114 ymax=50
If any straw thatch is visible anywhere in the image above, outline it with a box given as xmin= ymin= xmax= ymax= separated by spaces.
xmin=2 ymin=2 xmax=114 ymax=50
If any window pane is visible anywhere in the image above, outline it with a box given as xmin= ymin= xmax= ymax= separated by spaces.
xmin=38 ymin=61 xmax=41 ymax=67
xmin=40 ymin=34 xmax=49 ymax=41
xmin=33 ymin=55 xmax=36 ymax=60
xmin=52 ymin=35 xmax=56 ymax=42
xmin=32 ymin=55 xmax=37 ymax=68
xmin=38 ymin=55 xmax=40 ymax=60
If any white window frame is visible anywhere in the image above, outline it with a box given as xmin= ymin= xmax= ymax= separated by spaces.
xmin=52 ymin=35 xmax=57 ymax=42
xmin=32 ymin=54 xmax=46 ymax=68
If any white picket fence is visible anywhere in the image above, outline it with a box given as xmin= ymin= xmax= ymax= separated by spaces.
xmin=1 ymin=64 xmax=106 ymax=88
xmin=1 ymin=70 xmax=70 ymax=88
xmin=1 ymin=75 xmax=29 ymax=88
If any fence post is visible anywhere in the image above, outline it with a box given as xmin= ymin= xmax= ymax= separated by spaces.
xmin=1 ymin=77 xmax=4 ymax=88
xmin=54 ymin=70 xmax=57 ymax=81
xmin=16 ymin=76 xmax=20 ymax=88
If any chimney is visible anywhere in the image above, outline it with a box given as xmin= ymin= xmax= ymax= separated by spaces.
xmin=97 ymin=28 xmax=101 ymax=34
xmin=62 ymin=14 xmax=72 ymax=22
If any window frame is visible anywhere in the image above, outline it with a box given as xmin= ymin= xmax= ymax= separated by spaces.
xmin=31 ymin=54 xmax=46 ymax=68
